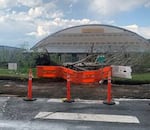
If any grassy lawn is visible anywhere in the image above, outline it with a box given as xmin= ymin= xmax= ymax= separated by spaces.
xmin=112 ymin=73 xmax=150 ymax=84
xmin=132 ymin=73 xmax=150 ymax=81
xmin=0 ymin=68 xmax=37 ymax=78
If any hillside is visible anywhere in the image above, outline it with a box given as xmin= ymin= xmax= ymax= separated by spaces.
xmin=0 ymin=45 xmax=24 ymax=65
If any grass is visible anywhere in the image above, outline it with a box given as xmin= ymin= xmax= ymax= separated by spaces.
xmin=113 ymin=73 xmax=150 ymax=81
xmin=112 ymin=73 xmax=150 ymax=84
xmin=0 ymin=68 xmax=37 ymax=78
xmin=132 ymin=73 xmax=150 ymax=81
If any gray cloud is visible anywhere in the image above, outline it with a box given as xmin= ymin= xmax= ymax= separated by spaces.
xmin=89 ymin=0 xmax=150 ymax=16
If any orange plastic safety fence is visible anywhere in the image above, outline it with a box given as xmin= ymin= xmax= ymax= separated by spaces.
xmin=37 ymin=66 xmax=111 ymax=84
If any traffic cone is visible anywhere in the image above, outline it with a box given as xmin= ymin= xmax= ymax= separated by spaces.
xmin=63 ymin=74 xmax=74 ymax=103
xmin=24 ymin=69 xmax=36 ymax=101
xmin=103 ymin=70 xmax=115 ymax=105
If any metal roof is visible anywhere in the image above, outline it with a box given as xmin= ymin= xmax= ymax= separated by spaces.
xmin=32 ymin=24 xmax=150 ymax=53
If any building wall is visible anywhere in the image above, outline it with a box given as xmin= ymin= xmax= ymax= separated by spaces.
xmin=32 ymin=24 xmax=150 ymax=64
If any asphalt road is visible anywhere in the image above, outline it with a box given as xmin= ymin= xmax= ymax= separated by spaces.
xmin=0 ymin=97 xmax=150 ymax=130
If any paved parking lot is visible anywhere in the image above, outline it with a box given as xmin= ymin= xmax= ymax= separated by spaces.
xmin=0 ymin=97 xmax=150 ymax=130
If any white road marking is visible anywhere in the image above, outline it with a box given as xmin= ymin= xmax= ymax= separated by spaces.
xmin=47 ymin=98 xmax=119 ymax=105
xmin=114 ymin=98 xmax=150 ymax=101
xmin=35 ymin=112 xmax=140 ymax=124
xmin=47 ymin=99 xmax=62 ymax=103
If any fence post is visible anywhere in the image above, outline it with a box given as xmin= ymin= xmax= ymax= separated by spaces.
xmin=103 ymin=68 xmax=115 ymax=105
xmin=24 ymin=69 xmax=36 ymax=101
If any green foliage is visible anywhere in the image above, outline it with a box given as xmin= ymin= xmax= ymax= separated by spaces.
xmin=35 ymin=52 xmax=58 ymax=66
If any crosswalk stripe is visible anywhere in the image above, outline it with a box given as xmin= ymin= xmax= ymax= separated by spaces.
xmin=35 ymin=112 xmax=140 ymax=124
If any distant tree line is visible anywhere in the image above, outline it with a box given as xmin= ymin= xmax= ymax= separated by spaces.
xmin=0 ymin=46 xmax=58 ymax=69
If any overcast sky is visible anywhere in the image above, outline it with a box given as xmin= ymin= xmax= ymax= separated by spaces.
xmin=0 ymin=0 xmax=150 ymax=48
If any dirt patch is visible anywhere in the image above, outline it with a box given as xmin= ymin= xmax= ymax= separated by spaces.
xmin=0 ymin=79 xmax=150 ymax=99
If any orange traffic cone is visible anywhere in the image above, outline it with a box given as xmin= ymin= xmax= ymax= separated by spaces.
xmin=24 ymin=69 xmax=36 ymax=101
xmin=63 ymin=74 xmax=74 ymax=103
xmin=103 ymin=70 xmax=115 ymax=105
